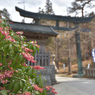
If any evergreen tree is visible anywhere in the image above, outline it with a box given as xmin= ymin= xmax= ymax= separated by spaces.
xmin=88 ymin=11 xmax=95 ymax=17
xmin=38 ymin=7 xmax=45 ymax=14
xmin=38 ymin=0 xmax=55 ymax=15
xmin=0 ymin=10 xmax=2 ymax=19
xmin=0 ymin=8 xmax=11 ymax=20
xmin=45 ymin=0 xmax=55 ymax=15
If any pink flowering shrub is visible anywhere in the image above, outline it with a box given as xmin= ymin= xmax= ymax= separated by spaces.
xmin=0 ymin=20 xmax=57 ymax=95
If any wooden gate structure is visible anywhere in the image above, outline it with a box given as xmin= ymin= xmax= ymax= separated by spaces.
xmin=15 ymin=6 xmax=94 ymax=77
xmin=27 ymin=51 xmax=50 ymax=66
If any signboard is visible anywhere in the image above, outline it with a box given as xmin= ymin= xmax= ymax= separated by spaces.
xmin=91 ymin=49 xmax=95 ymax=63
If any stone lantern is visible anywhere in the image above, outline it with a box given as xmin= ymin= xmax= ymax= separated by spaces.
xmin=51 ymin=52 xmax=58 ymax=72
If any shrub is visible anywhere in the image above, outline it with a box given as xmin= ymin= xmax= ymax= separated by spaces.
xmin=0 ymin=20 xmax=57 ymax=95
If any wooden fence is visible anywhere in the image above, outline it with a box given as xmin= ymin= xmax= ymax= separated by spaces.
xmin=84 ymin=68 xmax=95 ymax=77
xmin=27 ymin=51 xmax=50 ymax=66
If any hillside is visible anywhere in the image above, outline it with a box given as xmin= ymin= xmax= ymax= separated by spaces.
xmin=58 ymin=60 xmax=92 ymax=74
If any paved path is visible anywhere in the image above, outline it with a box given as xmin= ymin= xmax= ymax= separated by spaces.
xmin=53 ymin=76 xmax=95 ymax=95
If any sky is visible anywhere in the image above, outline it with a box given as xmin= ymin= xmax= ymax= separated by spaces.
xmin=0 ymin=0 xmax=75 ymax=23
xmin=0 ymin=0 xmax=95 ymax=23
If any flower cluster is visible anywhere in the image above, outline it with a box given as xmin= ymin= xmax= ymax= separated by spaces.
xmin=22 ymin=46 xmax=33 ymax=53
xmin=23 ymin=63 xmax=28 ymax=67
xmin=45 ymin=85 xmax=57 ymax=94
xmin=0 ymin=27 xmax=15 ymax=42
xmin=30 ymin=41 xmax=40 ymax=48
xmin=31 ymin=65 xmax=45 ymax=70
xmin=0 ymin=62 xmax=14 ymax=84
xmin=33 ymin=84 xmax=43 ymax=92
xmin=22 ymin=92 xmax=31 ymax=95
xmin=21 ymin=52 xmax=36 ymax=63
xmin=16 ymin=31 xmax=23 ymax=35
xmin=0 ymin=70 xmax=14 ymax=84
xmin=5 ymin=26 xmax=12 ymax=31
xmin=0 ymin=63 xmax=2 ymax=66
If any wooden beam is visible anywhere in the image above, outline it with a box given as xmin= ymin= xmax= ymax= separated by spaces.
xmin=16 ymin=6 xmax=94 ymax=23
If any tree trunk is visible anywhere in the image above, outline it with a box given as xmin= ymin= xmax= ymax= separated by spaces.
xmin=82 ymin=8 xmax=84 ymax=17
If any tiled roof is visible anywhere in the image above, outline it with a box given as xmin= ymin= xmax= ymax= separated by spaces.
xmin=9 ymin=21 xmax=58 ymax=36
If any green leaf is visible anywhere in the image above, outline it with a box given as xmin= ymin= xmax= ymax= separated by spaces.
xmin=20 ymin=80 xmax=23 ymax=89
xmin=13 ymin=53 xmax=19 ymax=64
xmin=32 ymin=46 xmax=36 ymax=55
xmin=10 ymin=80 xmax=16 ymax=90
xmin=35 ymin=91 xmax=40 ymax=95
xmin=42 ymin=89 xmax=47 ymax=95
xmin=21 ymin=79 xmax=26 ymax=83
xmin=0 ymin=35 xmax=4 ymax=41
xmin=42 ymin=75 xmax=47 ymax=82
xmin=0 ymin=89 xmax=7 ymax=95
xmin=0 ymin=54 xmax=2 ymax=63
xmin=36 ymin=77 xmax=40 ymax=84
xmin=14 ymin=81 xmax=20 ymax=93
xmin=3 ymin=44 xmax=9 ymax=49
xmin=28 ymin=69 xmax=33 ymax=76
xmin=39 ymin=77 xmax=44 ymax=88
xmin=18 ymin=55 xmax=23 ymax=63
xmin=0 ymin=67 xmax=3 ymax=70
xmin=2 ymin=55 xmax=6 ymax=65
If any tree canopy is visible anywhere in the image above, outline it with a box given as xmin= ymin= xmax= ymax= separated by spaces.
xmin=0 ymin=8 xmax=11 ymax=20
xmin=68 ymin=0 xmax=95 ymax=17
xmin=38 ymin=0 xmax=55 ymax=15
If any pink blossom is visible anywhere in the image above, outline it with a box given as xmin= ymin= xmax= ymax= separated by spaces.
xmin=0 ymin=63 xmax=2 ymax=66
xmin=0 ymin=27 xmax=3 ymax=31
xmin=45 ymin=85 xmax=57 ymax=94
xmin=35 ymin=44 xmax=40 ymax=48
xmin=33 ymin=84 xmax=43 ymax=92
xmin=21 ymin=52 xmax=36 ymax=63
xmin=16 ymin=31 xmax=23 ymax=35
xmin=32 ymin=65 xmax=45 ymax=70
xmin=23 ymin=63 xmax=28 ymax=67
xmin=22 ymin=46 xmax=33 ymax=53
xmin=1 ymin=79 xmax=7 ymax=84
xmin=22 ymin=92 xmax=31 ymax=95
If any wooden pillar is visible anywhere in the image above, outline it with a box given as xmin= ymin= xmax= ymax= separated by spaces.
xmin=73 ymin=23 xmax=83 ymax=77
xmin=34 ymin=18 xmax=40 ymax=25
xmin=56 ymin=20 xmax=59 ymax=27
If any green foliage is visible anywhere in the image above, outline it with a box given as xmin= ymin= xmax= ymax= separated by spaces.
xmin=0 ymin=8 xmax=11 ymax=20
xmin=0 ymin=19 xmax=49 ymax=95
xmin=0 ymin=89 xmax=8 ymax=95
xmin=45 ymin=0 xmax=55 ymax=15
xmin=38 ymin=0 xmax=55 ymax=15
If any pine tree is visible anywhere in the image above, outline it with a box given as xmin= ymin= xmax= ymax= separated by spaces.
xmin=68 ymin=0 xmax=94 ymax=17
xmin=0 ymin=8 xmax=11 ymax=20
xmin=38 ymin=7 xmax=45 ymax=14
xmin=45 ymin=0 xmax=55 ymax=15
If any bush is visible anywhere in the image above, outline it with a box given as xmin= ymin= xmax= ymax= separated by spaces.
xmin=0 ymin=20 xmax=57 ymax=95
